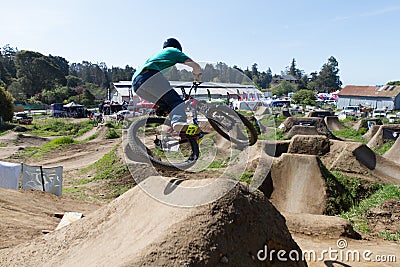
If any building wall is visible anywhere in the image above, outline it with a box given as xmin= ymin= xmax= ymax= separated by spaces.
xmin=110 ymin=89 xmax=122 ymax=103
xmin=395 ymin=95 xmax=400 ymax=110
xmin=337 ymin=96 xmax=395 ymax=110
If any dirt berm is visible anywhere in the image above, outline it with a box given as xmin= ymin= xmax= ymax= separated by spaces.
xmin=0 ymin=178 xmax=307 ymax=267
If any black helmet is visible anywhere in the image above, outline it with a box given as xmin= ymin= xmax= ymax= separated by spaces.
xmin=163 ymin=38 xmax=182 ymax=51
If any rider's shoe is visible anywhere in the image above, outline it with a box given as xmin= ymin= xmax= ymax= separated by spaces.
xmin=173 ymin=122 xmax=201 ymax=135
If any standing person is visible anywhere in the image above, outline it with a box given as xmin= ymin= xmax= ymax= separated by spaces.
xmin=131 ymin=38 xmax=202 ymax=133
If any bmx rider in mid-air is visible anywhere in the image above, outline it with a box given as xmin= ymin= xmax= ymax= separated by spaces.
xmin=131 ymin=37 xmax=202 ymax=134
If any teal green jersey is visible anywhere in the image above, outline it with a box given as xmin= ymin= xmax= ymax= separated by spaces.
xmin=132 ymin=47 xmax=190 ymax=81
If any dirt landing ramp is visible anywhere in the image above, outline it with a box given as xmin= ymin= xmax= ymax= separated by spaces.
xmin=353 ymin=144 xmax=400 ymax=182
xmin=261 ymin=153 xmax=327 ymax=214
xmin=0 ymin=178 xmax=307 ymax=267
xmin=287 ymin=135 xmax=330 ymax=156
xmin=324 ymin=116 xmax=345 ymax=131
xmin=366 ymin=124 xmax=400 ymax=149
xmin=321 ymin=140 xmax=400 ymax=184
xmin=281 ymin=117 xmax=340 ymax=140
xmin=384 ymin=137 xmax=400 ymax=164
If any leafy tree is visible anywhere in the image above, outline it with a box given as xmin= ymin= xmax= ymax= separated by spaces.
xmin=66 ymin=75 xmax=84 ymax=88
xmin=272 ymin=81 xmax=296 ymax=97
xmin=6 ymin=80 xmax=25 ymax=101
xmin=0 ymin=86 xmax=14 ymax=121
xmin=41 ymin=86 xmax=74 ymax=104
xmin=292 ymin=89 xmax=317 ymax=106
xmin=14 ymin=50 xmax=67 ymax=97
xmin=307 ymin=56 xmax=342 ymax=93
xmin=49 ymin=55 xmax=69 ymax=76
xmin=387 ymin=81 xmax=400 ymax=85
xmin=0 ymin=45 xmax=17 ymax=86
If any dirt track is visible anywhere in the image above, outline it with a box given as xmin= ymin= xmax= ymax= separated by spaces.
xmin=1 ymin=119 xmax=400 ymax=266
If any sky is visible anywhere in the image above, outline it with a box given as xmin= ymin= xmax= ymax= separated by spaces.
xmin=1 ymin=0 xmax=400 ymax=86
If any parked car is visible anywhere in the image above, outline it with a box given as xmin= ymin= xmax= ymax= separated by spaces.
xmin=13 ymin=112 xmax=33 ymax=124
xmin=372 ymin=108 xmax=387 ymax=118
xmin=109 ymin=110 xmax=137 ymax=120
xmin=343 ymin=106 xmax=361 ymax=116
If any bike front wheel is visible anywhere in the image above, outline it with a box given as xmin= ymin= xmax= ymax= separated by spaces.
xmin=127 ymin=117 xmax=200 ymax=171
xmin=206 ymin=105 xmax=258 ymax=146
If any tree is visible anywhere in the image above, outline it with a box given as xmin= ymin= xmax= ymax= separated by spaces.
xmin=308 ymin=56 xmax=342 ymax=93
xmin=387 ymin=81 xmax=400 ymax=85
xmin=292 ymin=89 xmax=317 ymax=106
xmin=66 ymin=75 xmax=84 ymax=88
xmin=286 ymin=58 xmax=303 ymax=79
xmin=272 ymin=81 xmax=296 ymax=97
xmin=14 ymin=50 xmax=67 ymax=98
xmin=0 ymin=86 xmax=14 ymax=121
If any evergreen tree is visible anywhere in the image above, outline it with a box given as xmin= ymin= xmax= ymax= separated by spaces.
xmin=308 ymin=56 xmax=342 ymax=93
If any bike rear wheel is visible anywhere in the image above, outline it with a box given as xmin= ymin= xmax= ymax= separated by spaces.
xmin=127 ymin=117 xmax=200 ymax=171
xmin=207 ymin=105 xmax=258 ymax=146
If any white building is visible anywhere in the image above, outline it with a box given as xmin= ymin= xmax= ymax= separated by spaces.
xmin=109 ymin=81 xmax=264 ymax=104
xmin=337 ymin=85 xmax=400 ymax=110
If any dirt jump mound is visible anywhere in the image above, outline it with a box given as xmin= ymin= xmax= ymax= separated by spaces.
xmin=366 ymin=124 xmax=400 ymax=149
xmin=320 ymin=140 xmax=400 ymax=184
xmin=0 ymin=178 xmax=307 ymax=267
xmin=353 ymin=118 xmax=383 ymax=131
xmin=281 ymin=117 xmax=339 ymax=140
xmin=259 ymin=153 xmax=327 ymax=215
xmin=287 ymin=135 xmax=330 ymax=156
xmin=324 ymin=116 xmax=345 ymax=131
xmin=384 ymin=137 xmax=400 ymax=164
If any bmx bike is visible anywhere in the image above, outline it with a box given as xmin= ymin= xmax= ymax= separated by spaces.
xmin=127 ymin=82 xmax=258 ymax=171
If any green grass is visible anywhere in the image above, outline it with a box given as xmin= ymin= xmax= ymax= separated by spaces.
xmin=80 ymin=144 xmax=128 ymax=183
xmin=61 ymin=143 xmax=133 ymax=200
xmin=340 ymin=184 xmax=400 ymax=234
xmin=105 ymin=128 xmax=120 ymax=139
xmin=36 ymin=136 xmax=76 ymax=157
xmin=18 ymin=136 xmax=76 ymax=159
xmin=332 ymin=128 xmax=367 ymax=143
xmin=0 ymin=142 xmax=6 ymax=147
xmin=63 ymin=187 xmax=85 ymax=194
xmin=380 ymin=230 xmax=400 ymax=241
xmin=321 ymin=166 xmax=383 ymax=215
xmin=27 ymin=118 xmax=94 ymax=137
xmin=373 ymin=140 xmax=395 ymax=155
xmin=208 ymin=159 xmax=229 ymax=168
xmin=240 ymin=170 xmax=254 ymax=183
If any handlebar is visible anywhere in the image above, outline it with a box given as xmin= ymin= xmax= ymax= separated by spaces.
xmin=182 ymin=81 xmax=202 ymax=100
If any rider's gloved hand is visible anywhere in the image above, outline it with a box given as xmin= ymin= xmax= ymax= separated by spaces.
xmin=193 ymin=72 xmax=202 ymax=82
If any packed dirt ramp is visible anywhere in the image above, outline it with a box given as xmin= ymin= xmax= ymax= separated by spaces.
xmin=260 ymin=153 xmax=327 ymax=214
xmin=0 ymin=179 xmax=307 ymax=267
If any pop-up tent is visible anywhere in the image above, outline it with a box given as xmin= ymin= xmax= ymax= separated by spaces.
xmin=63 ymin=102 xmax=85 ymax=118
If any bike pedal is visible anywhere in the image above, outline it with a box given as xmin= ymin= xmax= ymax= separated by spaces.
xmin=185 ymin=125 xmax=200 ymax=135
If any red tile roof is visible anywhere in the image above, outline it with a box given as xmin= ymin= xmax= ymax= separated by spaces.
xmin=338 ymin=85 xmax=400 ymax=98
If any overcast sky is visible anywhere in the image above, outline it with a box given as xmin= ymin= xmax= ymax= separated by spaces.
xmin=1 ymin=0 xmax=400 ymax=86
